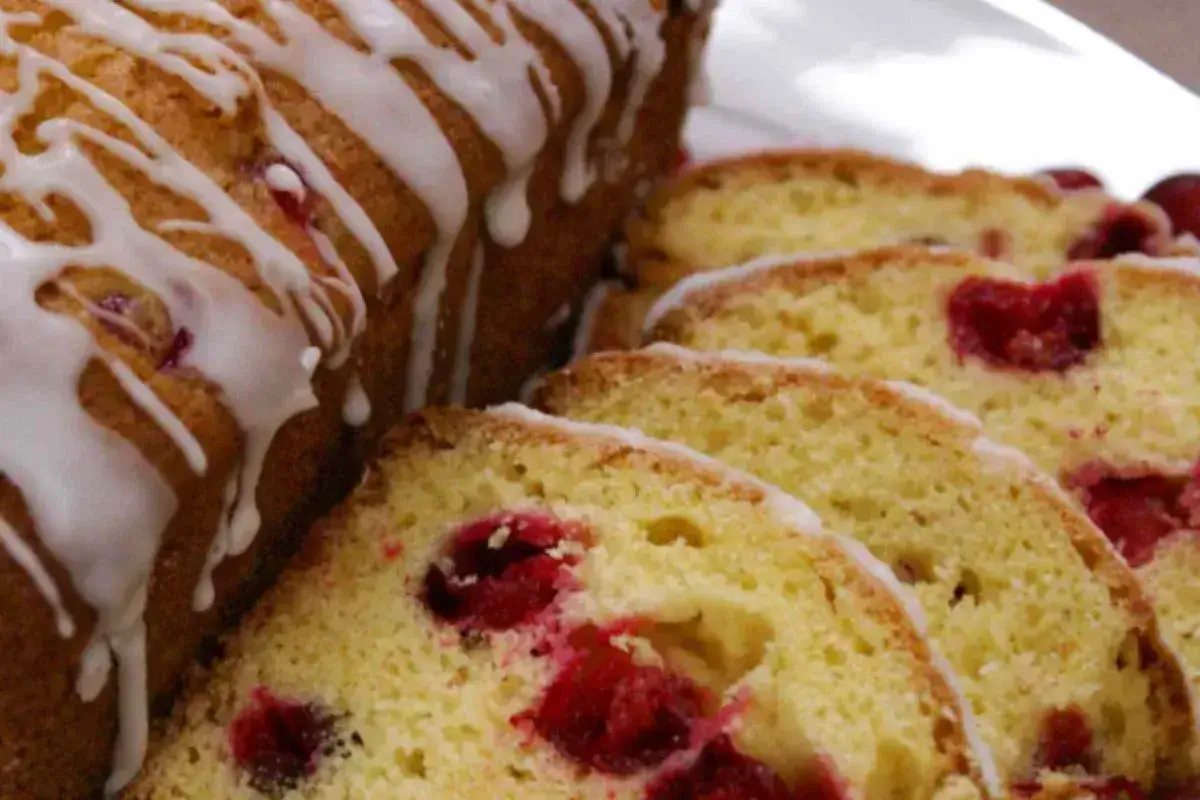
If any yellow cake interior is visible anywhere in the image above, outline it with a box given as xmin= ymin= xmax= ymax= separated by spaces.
xmin=653 ymin=251 xmax=1200 ymax=480
xmin=129 ymin=411 xmax=981 ymax=800
xmin=537 ymin=351 xmax=1184 ymax=786
xmin=636 ymin=162 xmax=1108 ymax=286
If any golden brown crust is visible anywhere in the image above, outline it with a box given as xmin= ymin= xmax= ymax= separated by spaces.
xmin=535 ymin=348 xmax=1200 ymax=779
xmin=0 ymin=2 xmax=702 ymax=796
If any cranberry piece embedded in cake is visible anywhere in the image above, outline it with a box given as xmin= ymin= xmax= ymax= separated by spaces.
xmin=421 ymin=512 xmax=584 ymax=631
xmin=1070 ymin=467 xmax=1192 ymax=568
xmin=530 ymin=628 xmax=706 ymax=775
xmin=261 ymin=160 xmax=317 ymax=228
xmin=646 ymin=735 xmax=797 ymax=800
xmin=946 ymin=271 xmax=1101 ymax=372
xmin=1142 ymin=173 xmax=1200 ymax=240
xmin=97 ymin=292 xmax=133 ymax=315
xmin=1068 ymin=203 xmax=1171 ymax=260
xmin=228 ymin=687 xmax=332 ymax=794
xmin=1039 ymin=168 xmax=1104 ymax=192
xmin=158 ymin=327 xmax=194 ymax=370
xmin=1039 ymin=706 xmax=1095 ymax=772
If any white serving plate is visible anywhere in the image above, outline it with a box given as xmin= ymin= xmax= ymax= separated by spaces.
xmin=685 ymin=0 xmax=1200 ymax=199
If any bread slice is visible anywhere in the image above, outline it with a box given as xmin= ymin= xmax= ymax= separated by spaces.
xmin=640 ymin=245 xmax=1200 ymax=751
xmin=0 ymin=2 xmax=706 ymax=795
xmin=535 ymin=346 xmax=1198 ymax=791
xmin=127 ymin=407 xmax=994 ymax=800
xmin=581 ymin=150 xmax=1195 ymax=351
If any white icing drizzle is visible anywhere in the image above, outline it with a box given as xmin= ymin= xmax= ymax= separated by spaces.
xmin=571 ymin=280 xmax=613 ymax=360
xmin=336 ymin=0 xmax=555 ymax=248
xmin=612 ymin=1 xmax=667 ymax=144
xmin=101 ymin=355 xmax=209 ymax=475
xmin=490 ymin=404 xmax=1001 ymax=794
xmin=517 ymin=366 xmax=552 ymax=405
xmin=516 ymin=0 xmax=613 ymax=202
xmin=127 ymin=0 xmax=465 ymax=412
xmin=0 ymin=517 xmax=74 ymax=639
xmin=544 ymin=301 xmax=572 ymax=331
xmin=451 ymin=244 xmax=486 ymax=406
xmin=342 ymin=372 xmax=372 ymax=428
xmin=0 ymin=0 xmax=684 ymax=792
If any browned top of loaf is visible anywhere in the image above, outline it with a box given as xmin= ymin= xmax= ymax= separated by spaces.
xmin=0 ymin=1 xmax=692 ymax=796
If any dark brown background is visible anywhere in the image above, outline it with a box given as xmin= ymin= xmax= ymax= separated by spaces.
xmin=1051 ymin=0 xmax=1199 ymax=89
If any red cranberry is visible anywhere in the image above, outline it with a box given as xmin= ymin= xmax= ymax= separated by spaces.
xmin=646 ymin=735 xmax=797 ymax=800
xmin=793 ymin=754 xmax=851 ymax=800
xmin=1039 ymin=706 xmax=1095 ymax=772
xmin=979 ymin=228 xmax=1013 ymax=260
xmin=1142 ymin=173 xmax=1200 ymax=241
xmin=946 ymin=271 xmax=1101 ymax=372
xmin=261 ymin=160 xmax=316 ymax=227
xmin=1076 ymin=472 xmax=1189 ymax=568
xmin=530 ymin=628 xmax=706 ymax=775
xmin=92 ymin=291 xmax=145 ymax=349
xmin=158 ymin=327 xmax=194 ymax=370
xmin=227 ymin=688 xmax=332 ymax=795
xmin=1068 ymin=203 xmax=1170 ymax=261
xmin=1039 ymin=168 xmax=1104 ymax=192
xmin=97 ymin=292 xmax=134 ymax=315
xmin=1156 ymin=779 xmax=1200 ymax=800
xmin=421 ymin=512 xmax=584 ymax=632
xmin=673 ymin=146 xmax=692 ymax=173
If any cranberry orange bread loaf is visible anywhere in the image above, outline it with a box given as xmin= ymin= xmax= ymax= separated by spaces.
xmin=642 ymin=246 xmax=1200 ymax=724
xmin=0 ymin=1 xmax=709 ymax=796
xmin=534 ymin=346 xmax=1198 ymax=793
xmin=584 ymin=150 xmax=1197 ymax=351
xmin=125 ymin=406 xmax=995 ymax=800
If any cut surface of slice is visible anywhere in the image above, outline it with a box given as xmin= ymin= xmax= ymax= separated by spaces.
xmin=535 ymin=346 xmax=1197 ymax=791
xmin=580 ymin=150 xmax=1196 ymax=353
xmin=627 ymin=150 xmax=1184 ymax=289
xmin=641 ymin=246 xmax=1200 ymax=748
xmin=646 ymin=247 xmax=1200 ymax=479
xmin=126 ymin=407 xmax=992 ymax=800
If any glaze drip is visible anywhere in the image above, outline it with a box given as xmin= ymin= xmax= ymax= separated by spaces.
xmin=0 ymin=0 xmax=678 ymax=793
